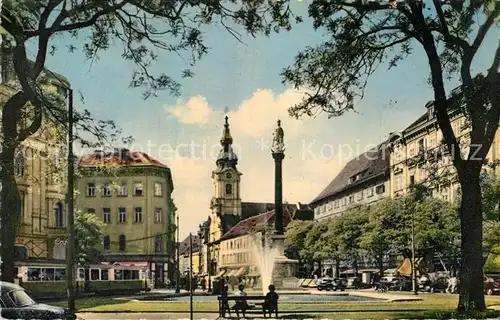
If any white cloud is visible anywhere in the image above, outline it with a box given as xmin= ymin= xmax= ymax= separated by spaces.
xmin=165 ymin=95 xmax=213 ymax=124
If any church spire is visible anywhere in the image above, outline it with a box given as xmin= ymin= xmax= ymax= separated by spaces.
xmin=220 ymin=116 xmax=233 ymax=150
xmin=216 ymin=116 xmax=238 ymax=170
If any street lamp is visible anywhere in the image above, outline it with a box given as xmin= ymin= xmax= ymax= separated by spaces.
xmin=409 ymin=200 xmax=418 ymax=295
xmin=175 ymin=214 xmax=180 ymax=294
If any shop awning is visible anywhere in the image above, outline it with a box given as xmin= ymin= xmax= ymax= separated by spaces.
xmin=397 ymin=258 xmax=425 ymax=276
xmin=234 ymin=267 xmax=246 ymax=277
xmin=227 ymin=269 xmax=237 ymax=277
xmin=216 ymin=270 xmax=226 ymax=277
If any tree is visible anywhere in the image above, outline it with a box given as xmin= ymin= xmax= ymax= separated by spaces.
xmin=0 ymin=0 xmax=289 ymax=282
xmin=74 ymin=210 xmax=104 ymax=267
xmin=284 ymin=220 xmax=314 ymax=261
xmin=335 ymin=207 xmax=369 ymax=274
xmin=281 ymin=0 xmax=499 ymax=311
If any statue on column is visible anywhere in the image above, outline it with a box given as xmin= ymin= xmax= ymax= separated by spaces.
xmin=271 ymin=120 xmax=285 ymax=153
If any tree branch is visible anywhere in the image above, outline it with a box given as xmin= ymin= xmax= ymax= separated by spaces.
xmin=471 ymin=2 xmax=500 ymax=56
xmin=24 ymin=1 xmax=127 ymax=38
xmin=431 ymin=0 xmax=470 ymax=53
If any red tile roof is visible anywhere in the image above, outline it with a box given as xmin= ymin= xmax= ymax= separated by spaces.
xmin=220 ymin=207 xmax=292 ymax=241
xmin=79 ymin=149 xmax=166 ymax=168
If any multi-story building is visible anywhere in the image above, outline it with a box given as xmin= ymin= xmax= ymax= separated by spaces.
xmin=388 ymin=97 xmax=500 ymax=199
xmin=310 ymin=142 xmax=390 ymax=221
xmin=0 ymin=57 xmax=71 ymax=275
xmin=77 ymin=149 xmax=176 ymax=287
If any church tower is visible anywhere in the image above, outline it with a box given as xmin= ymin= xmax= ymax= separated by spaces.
xmin=209 ymin=116 xmax=242 ymax=244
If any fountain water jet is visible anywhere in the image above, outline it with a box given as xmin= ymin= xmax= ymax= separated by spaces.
xmin=251 ymin=232 xmax=281 ymax=295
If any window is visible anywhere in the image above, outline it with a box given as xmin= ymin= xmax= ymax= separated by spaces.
xmin=154 ymin=235 xmax=162 ymax=253
xmin=349 ymin=196 xmax=354 ymax=204
xmin=333 ymin=200 xmax=339 ymax=209
xmin=410 ymin=175 xmax=415 ymax=186
xmin=154 ymin=208 xmax=161 ymax=223
xmin=103 ymin=184 xmax=112 ymax=196
xmin=356 ymin=192 xmax=363 ymax=201
xmin=103 ymin=235 xmax=110 ymax=251
xmin=395 ymin=174 xmax=403 ymax=190
xmin=342 ymin=198 xmax=347 ymax=206
xmin=420 ymin=168 xmax=427 ymax=181
xmin=119 ymin=235 xmax=126 ymax=252
xmin=101 ymin=269 xmax=109 ymax=280
xmin=321 ymin=205 xmax=326 ymax=212
xmin=134 ymin=183 xmax=143 ymax=196
xmin=119 ymin=207 xmax=126 ymax=223
xmin=119 ymin=183 xmax=127 ymax=196
xmin=367 ymin=187 xmax=374 ymax=197
xmin=376 ymin=184 xmax=385 ymax=194
xmin=90 ymin=269 xmax=100 ymax=281
xmin=327 ymin=202 xmax=332 ymax=210
xmin=154 ymin=183 xmax=163 ymax=196
xmin=103 ymin=208 xmax=111 ymax=223
xmin=14 ymin=148 xmax=24 ymax=177
xmin=87 ymin=183 xmax=96 ymax=197
xmin=418 ymin=139 xmax=425 ymax=153
xmin=429 ymin=136 xmax=436 ymax=148
xmin=135 ymin=207 xmax=142 ymax=223
xmin=87 ymin=208 xmax=95 ymax=215
xmin=53 ymin=202 xmax=64 ymax=228
xmin=226 ymin=183 xmax=232 ymax=195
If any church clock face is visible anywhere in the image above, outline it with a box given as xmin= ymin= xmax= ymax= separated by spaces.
xmin=226 ymin=172 xmax=233 ymax=179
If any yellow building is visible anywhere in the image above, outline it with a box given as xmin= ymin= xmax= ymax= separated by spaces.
xmin=179 ymin=234 xmax=200 ymax=275
xmin=389 ymin=99 xmax=500 ymax=198
xmin=76 ymin=149 xmax=176 ymax=287
xmin=0 ymin=68 xmax=70 ymax=268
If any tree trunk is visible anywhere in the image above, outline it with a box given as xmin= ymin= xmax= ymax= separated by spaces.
xmin=335 ymin=259 xmax=340 ymax=278
xmin=378 ymin=253 xmax=384 ymax=277
xmin=458 ymin=164 xmax=485 ymax=311
xmin=0 ymin=147 xmax=21 ymax=283
xmin=0 ymin=93 xmax=25 ymax=283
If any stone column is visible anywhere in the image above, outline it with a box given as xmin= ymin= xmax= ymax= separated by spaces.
xmin=272 ymin=152 xmax=285 ymax=235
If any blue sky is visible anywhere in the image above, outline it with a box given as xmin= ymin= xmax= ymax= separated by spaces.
xmin=36 ymin=3 xmax=499 ymax=238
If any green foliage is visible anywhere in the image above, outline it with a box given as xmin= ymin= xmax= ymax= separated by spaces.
xmin=284 ymin=220 xmax=314 ymax=260
xmin=295 ymin=194 xmax=461 ymax=271
xmin=74 ymin=210 xmax=104 ymax=267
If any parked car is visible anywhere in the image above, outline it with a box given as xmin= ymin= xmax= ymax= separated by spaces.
xmin=317 ymin=278 xmax=346 ymax=291
xmin=0 ymin=281 xmax=76 ymax=320
xmin=484 ymin=275 xmax=500 ymax=295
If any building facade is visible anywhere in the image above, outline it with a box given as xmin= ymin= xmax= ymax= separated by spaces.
xmin=179 ymin=234 xmax=200 ymax=275
xmin=310 ymin=142 xmax=390 ymax=221
xmin=77 ymin=149 xmax=176 ymax=287
xmin=388 ymin=99 xmax=500 ymax=199
xmin=0 ymin=63 xmax=71 ymax=272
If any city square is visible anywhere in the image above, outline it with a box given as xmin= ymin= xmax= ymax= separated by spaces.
xmin=0 ymin=0 xmax=499 ymax=319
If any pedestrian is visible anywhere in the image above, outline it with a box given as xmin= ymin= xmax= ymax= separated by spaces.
xmin=201 ymin=277 xmax=207 ymax=291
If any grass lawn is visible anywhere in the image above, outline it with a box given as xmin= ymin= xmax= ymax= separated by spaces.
xmin=51 ymin=292 xmax=500 ymax=318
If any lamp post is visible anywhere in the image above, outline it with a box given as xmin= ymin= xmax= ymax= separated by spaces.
xmin=189 ymin=233 xmax=193 ymax=320
xmin=409 ymin=200 xmax=418 ymax=295
xmin=66 ymin=88 xmax=76 ymax=312
xmin=175 ymin=214 xmax=180 ymax=294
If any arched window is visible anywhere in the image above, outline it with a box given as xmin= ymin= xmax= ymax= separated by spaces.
xmin=103 ymin=235 xmax=110 ymax=251
xmin=119 ymin=235 xmax=126 ymax=252
xmin=154 ymin=235 xmax=162 ymax=253
xmin=14 ymin=148 xmax=24 ymax=177
xmin=54 ymin=202 xmax=64 ymax=228
xmin=225 ymin=183 xmax=232 ymax=195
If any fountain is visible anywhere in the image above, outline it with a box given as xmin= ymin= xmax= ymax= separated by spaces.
xmin=249 ymin=120 xmax=299 ymax=293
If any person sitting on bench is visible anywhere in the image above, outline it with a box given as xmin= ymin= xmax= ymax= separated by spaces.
xmin=232 ymin=284 xmax=249 ymax=318
xmin=262 ymin=284 xmax=279 ymax=317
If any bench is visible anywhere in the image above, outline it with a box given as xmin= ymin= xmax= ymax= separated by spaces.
xmin=217 ymin=295 xmax=278 ymax=318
